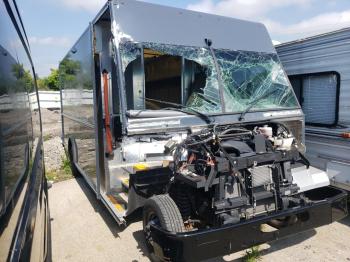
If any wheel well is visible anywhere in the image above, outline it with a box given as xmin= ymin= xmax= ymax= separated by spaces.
xmin=68 ymin=138 xmax=78 ymax=163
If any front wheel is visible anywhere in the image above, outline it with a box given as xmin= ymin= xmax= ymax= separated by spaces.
xmin=143 ymin=195 xmax=185 ymax=261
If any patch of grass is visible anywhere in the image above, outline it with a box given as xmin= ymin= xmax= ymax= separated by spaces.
xmin=43 ymin=134 xmax=53 ymax=141
xmin=46 ymin=170 xmax=58 ymax=181
xmin=243 ymin=246 xmax=261 ymax=262
xmin=61 ymin=156 xmax=71 ymax=175
xmin=46 ymin=156 xmax=73 ymax=183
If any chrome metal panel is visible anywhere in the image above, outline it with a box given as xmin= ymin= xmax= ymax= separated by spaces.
xmin=126 ymin=109 xmax=304 ymax=135
xmin=110 ymin=0 xmax=275 ymax=53
xmin=131 ymin=48 xmax=144 ymax=110
xmin=94 ymin=20 xmax=113 ymax=74
xmin=0 ymin=1 xmax=33 ymax=213
xmin=60 ymin=28 xmax=95 ymax=126
xmin=63 ymin=116 xmax=97 ymax=188
xmin=60 ymin=27 xmax=97 ymax=189
xmin=0 ymin=1 xmax=46 ymax=260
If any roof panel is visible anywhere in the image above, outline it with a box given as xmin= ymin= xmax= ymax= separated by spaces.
xmin=111 ymin=0 xmax=275 ymax=53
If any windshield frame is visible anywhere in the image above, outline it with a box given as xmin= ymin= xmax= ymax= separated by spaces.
xmin=114 ymin=41 xmax=301 ymax=125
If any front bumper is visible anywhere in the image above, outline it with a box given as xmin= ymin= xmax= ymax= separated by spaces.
xmin=150 ymin=186 xmax=348 ymax=262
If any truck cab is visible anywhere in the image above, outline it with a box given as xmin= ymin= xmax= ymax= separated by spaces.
xmin=60 ymin=1 xmax=348 ymax=261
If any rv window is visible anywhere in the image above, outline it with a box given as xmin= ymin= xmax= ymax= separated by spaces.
xmin=289 ymin=72 xmax=339 ymax=126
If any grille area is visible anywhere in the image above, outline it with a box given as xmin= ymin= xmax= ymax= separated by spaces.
xmin=250 ymin=166 xmax=272 ymax=187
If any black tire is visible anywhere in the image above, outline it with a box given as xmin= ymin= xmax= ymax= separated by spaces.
xmin=68 ymin=139 xmax=79 ymax=177
xmin=143 ymin=195 xmax=185 ymax=261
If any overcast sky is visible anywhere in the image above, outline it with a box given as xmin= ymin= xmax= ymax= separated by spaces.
xmin=17 ymin=0 xmax=350 ymax=77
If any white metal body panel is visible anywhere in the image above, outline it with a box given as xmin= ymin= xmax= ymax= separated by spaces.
xmin=111 ymin=0 xmax=275 ymax=53
xmin=292 ymin=166 xmax=330 ymax=193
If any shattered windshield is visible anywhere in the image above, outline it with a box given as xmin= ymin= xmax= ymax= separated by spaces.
xmin=121 ymin=42 xmax=222 ymax=113
xmin=214 ymin=49 xmax=298 ymax=112
xmin=120 ymin=42 xmax=298 ymax=115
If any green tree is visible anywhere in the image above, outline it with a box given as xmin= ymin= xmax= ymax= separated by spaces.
xmin=45 ymin=68 xmax=59 ymax=90
xmin=36 ymin=68 xmax=60 ymax=91
xmin=36 ymin=78 xmax=49 ymax=90
xmin=58 ymin=57 xmax=81 ymax=89
xmin=11 ymin=63 xmax=34 ymax=93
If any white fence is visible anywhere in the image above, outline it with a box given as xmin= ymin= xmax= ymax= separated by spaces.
xmin=0 ymin=90 xmax=94 ymax=111
xmin=0 ymin=92 xmax=31 ymax=111
xmin=33 ymin=91 xmax=61 ymax=109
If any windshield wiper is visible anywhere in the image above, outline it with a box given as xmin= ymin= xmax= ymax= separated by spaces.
xmin=205 ymin=38 xmax=226 ymax=112
xmin=144 ymin=97 xmax=213 ymax=124
xmin=238 ymin=89 xmax=279 ymax=121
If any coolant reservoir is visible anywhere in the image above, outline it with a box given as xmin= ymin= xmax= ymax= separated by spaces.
xmin=259 ymin=125 xmax=273 ymax=138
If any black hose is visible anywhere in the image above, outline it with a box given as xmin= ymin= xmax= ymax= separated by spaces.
xmin=220 ymin=128 xmax=251 ymax=135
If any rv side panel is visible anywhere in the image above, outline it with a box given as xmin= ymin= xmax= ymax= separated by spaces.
xmin=276 ymin=28 xmax=350 ymax=190
xmin=277 ymin=29 xmax=350 ymax=126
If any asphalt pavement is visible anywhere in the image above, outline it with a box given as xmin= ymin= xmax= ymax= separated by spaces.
xmin=49 ymin=178 xmax=350 ymax=262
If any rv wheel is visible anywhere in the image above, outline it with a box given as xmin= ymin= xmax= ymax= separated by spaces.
xmin=143 ymin=195 xmax=185 ymax=261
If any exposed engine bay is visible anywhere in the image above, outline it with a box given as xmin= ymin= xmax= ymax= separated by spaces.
xmin=122 ymin=122 xmax=330 ymax=229
xmin=167 ymin=123 xmax=309 ymax=228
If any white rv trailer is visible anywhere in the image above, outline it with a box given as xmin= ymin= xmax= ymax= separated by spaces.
xmin=276 ymin=28 xmax=350 ymax=192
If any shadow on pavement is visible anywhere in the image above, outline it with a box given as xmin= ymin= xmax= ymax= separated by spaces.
xmin=261 ymin=229 xmax=316 ymax=255
xmin=340 ymin=215 xmax=350 ymax=226
xmin=191 ymin=229 xmax=316 ymax=262
xmin=75 ymin=177 xmax=123 ymax=238
xmin=132 ymin=230 xmax=152 ymax=260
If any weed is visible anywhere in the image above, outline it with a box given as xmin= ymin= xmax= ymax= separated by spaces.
xmin=243 ymin=246 xmax=261 ymax=262
xmin=61 ymin=155 xmax=72 ymax=175
xmin=43 ymin=134 xmax=53 ymax=141
xmin=45 ymin=156 xmax=73 ymax=183
xmin=46 ymin=170 xmax=58 ymax=182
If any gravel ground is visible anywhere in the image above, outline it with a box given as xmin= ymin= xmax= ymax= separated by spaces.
xmin=41 ymin=108 xmax=62 ymax=138
xmin=41 ymin=108 xmax=67 ymax=180
xmin=44 ymin=136 xmax=65 ymax=172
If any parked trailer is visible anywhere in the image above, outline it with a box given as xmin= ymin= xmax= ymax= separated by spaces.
xmin=60 ymin=1 xmax=348 ymax=261
xmin=276 ymin=28 xmax=350 ymax=192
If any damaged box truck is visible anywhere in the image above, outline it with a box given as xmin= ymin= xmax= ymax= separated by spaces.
xmin=59 ymin=0 xmax=348 ymax=261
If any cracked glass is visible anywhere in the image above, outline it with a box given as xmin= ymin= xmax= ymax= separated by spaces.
xmin=120 ymin=41 xmax=142 ymax=72
xmin=142 ymin=43 xmax=222 ymax=113
xmin=214 ymin=49 xmax=298 ymax=113
xmin=120 ymin=41 xmax=222 ymax=113
xmin=119 ymin=41 xmax=298 ymax=115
